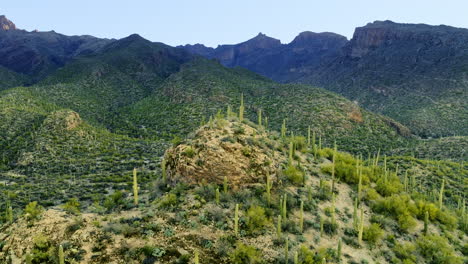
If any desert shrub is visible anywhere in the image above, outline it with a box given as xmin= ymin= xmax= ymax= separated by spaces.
xmin=289 ymin=136 xmax=307 ymax=151
xmin=416 ymin=235 xmax=463 ymax=264
xmin=182 ymin=146 xmax=195 ymax=158
xmin=323 ymin=219 xmax=338 ymax=235
xmin=436 ymin=210 xmax=458 ymax=230
xmin=397 ymin=213 xmax=417 ymax=232
xmin=363 ymin=187 xmax=381 ymax=202
xmin=393 ymin=242 xmax=417 ymax=263
xmin=66 ymin=217 xmax=84 ymax=234
xmin=103 ymin=191 xmax=125 ymax=211
xmin=229 ymin=242 xmax=264 ymax=264
xmin=246 ymin=205 xmax=269 ymax=234
xmin=62 ymin=198 xmax=81 ymax=214
xmin=283 ymin=164 xmax=304 ymax=185
xmin=375 ymin=176 xmax=403 ymax=197
xmin=373 ymin=194 xmax=417 ymax=231
xmin=363 ymin=223 xmax=384 ymax=246
xmin=297 ymin=245 xmax=316 ymax=264
xmin=414 ymin=200 xmax=439 ymax=220
xmin=156 ymin=193 xmax=178 ymax=209
xmin=25 ymin=201 xmax=43 ymax=222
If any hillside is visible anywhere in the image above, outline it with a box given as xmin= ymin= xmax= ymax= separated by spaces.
xmin=1 ymin=117 xmax=466 ymax=263
xmin=115 ymin=58 xmax=411 ymax=154
xmin=0 ymin=87 xmax=165 ymax=210
xmin=181 ymin=21 xmax=468 ymax=138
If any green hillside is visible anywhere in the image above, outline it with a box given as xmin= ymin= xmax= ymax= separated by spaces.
xmin=116 ymin=58 xmax=411 ymax=154
xmin=0 ymin=87 xmax=165 ymax=209
xmin=1 ymin=117 xmax=466 ymax=264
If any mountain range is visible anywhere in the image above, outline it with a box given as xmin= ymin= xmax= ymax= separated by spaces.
xmin=181 ymin=20 xmax=468 ymax=138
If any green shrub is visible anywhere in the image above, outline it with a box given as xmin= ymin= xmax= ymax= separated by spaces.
xmin=283 ymin=164 xmax=304 ymax=185
xmin=62 ymin=198 xmax=81 ymax=215
xmin=25 ymin=201 xmax=43 ymax=222
xmin=376 ymin=177 xmax=403 ymax=197
xmin=229 ymin=242 xmax=264 ymax=264
xmin=182 ymin=146 xmax=195 ymax=158
xmin=373 ymin=194 xmax=418 ymax=231
xmin=393 ymin=242 xmax=417 ymax=263
xmin=416 ymin=235 xmax=463 ymax=264
xmin=362 ymin=223 xmax=384 ymax=246
xmin=246 ymin=205 xmax=269 ymax=234
xmin=157 ymin=193 xmax=178 ymax=209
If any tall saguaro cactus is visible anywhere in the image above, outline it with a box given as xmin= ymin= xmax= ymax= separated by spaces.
xmin=299 ymin=200 xmax=304 ymax=233
xmin=133 ymin=168 xmax=138 ymax=206
xmin=58 ymin=244 xmax=64 ymax=264
xmin=266 ymin=173 xmax=271 ymax=205
xmin=239 ymin=93 xmax=244 ymax=122
xmin=358 ymin=208 xmax=364 ymax=245
xmin=277 ymin=215 xmax=282 ymax=238
xmin=234 ymin=204 xmax=239 ymax=236
xmin=438 ymin=179 xmax=445 ymax=208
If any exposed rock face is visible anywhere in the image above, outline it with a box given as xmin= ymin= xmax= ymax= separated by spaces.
xmin=0 ymin=15 xmax=16 ymax=31
xmin=164 ymin=120 xmax=284 ymax=187
xmin=181 ymin=31 xmax=347 ymax=82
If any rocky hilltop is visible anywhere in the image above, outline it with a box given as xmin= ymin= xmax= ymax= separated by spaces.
xmin=0 ymin=15 xmax=16 ymax=31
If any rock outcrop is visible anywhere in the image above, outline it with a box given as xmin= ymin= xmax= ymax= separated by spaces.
xmin=164 ymin=119 xmax=284 ymax=187
xmin=0 ymin=15 xmax=17 ymax=31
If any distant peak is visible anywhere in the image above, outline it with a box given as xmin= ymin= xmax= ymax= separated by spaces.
xmin=0 ymin=15 xmax=17 ymax=31
xmin=124 ymin=33 xmax=146 ymax=41
xmin=245 ymin=32 xmax=281 ymax=48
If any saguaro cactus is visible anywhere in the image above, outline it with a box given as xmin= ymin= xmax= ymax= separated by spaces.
xmin=299 ymin=200 xmax=304 ymax=233
xmin=423 ymin=210 xmax=429 ymax=234
xmin=438 ymin=179 xmax=445 ymax=208
xmin=133 ymin=168 xmax=138 ymax=206
xmin=58 ymin=244 xmax=64 ymax=264
xmin=353 ymin=198 xmax=358 ymax=230
xmin=282 ymin=193 xmax=288 ymax=219
xmin=285 ymin=238 xmax=289 ymax=264
xmin=277 ymin=215 xmax=282 ymax=238
xmin=281 ymin=119 xmax=287 ymax=138
xmin=266 ymin=173 xmax=271 ymax=205
xmin=161 ymin=158 xmax=167 ymax=184
xmin=331 ymin=142 xmax=336 ymax=193
xmin=234 ymin=203 xmax=239 ymax=236
xmin=239 ymin=93 xmax=244 ymax=122
xmin=289 ymin=142 xmax=294 ymax=164
xmin=358 ymin=208 xmax=364 ymax=245
xmin=194 ymin=250 xmax=199 ymax=264
xmin=258 ymin=109 xmax=262 ymax=126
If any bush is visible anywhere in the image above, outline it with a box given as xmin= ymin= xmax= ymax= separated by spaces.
xmin=62 ymin=198 xmax=81 ymax=214
xmin=283 ymin=164 xmax=304 ymax=185
xmin=363 ymin=223 xmax=384 ymax=246
xmin=229 ymin=242 xmax=264 ymax=264
xmin=375 ymin=177 xmax=403 ymax=197
xmin=246 ymin=205 xmax=269 ymax=234
xmin=156 ymin=193 xmax=178 ymax=209
xmin=416 ymin=235 xmax=463 ymax=264
xmin=25 ymin=201 xmax=43 ymax=222
xmin=393 ymin=242 xmax=417 ymax=263
xmin=372 ymin=194 xmax=418 ymax=231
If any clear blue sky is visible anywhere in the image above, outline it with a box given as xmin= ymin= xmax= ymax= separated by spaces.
xmin=2 ymin=0 xmax=467 ymax=47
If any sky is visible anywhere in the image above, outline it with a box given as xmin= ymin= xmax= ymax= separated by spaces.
xmin=2 ymin=0 xmax=468 ymax=47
